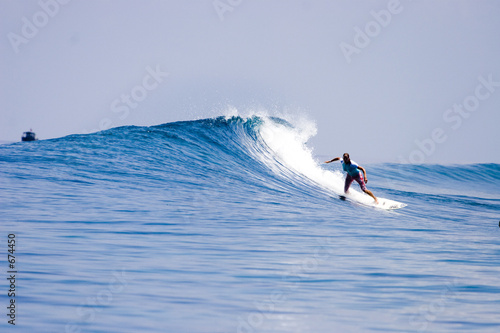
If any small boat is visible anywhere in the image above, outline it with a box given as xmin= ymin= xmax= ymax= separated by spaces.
xmin=21 ymin=130 xmax=37 ymax=142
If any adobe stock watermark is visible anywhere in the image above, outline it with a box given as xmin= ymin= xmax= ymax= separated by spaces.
xmin=213 ymin=0 xmax=243 ymax=21
xmin=409 ymin=279 xmax=459 ymax=332
xmin=64 ymin=269 xmax=130 ymax=333
xmin=82 ymin=65 xmax=168 ymax=134
xmin=7 ymin=0 xmax=72 ymax=54
xmin=399 ymin=74 xmax=500 ymax=164
xmin=236 ymin=237 xmax=336 ymax=333
xmin=339 ymin=0 xmax=404 ymax=64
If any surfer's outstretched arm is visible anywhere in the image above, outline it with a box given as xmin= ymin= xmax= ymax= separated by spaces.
xmin=325 ymin=157 xmax=340 ymax=163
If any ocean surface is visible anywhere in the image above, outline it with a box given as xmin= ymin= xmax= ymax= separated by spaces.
xmin=1 ymin=115 xmax=499 ymax=333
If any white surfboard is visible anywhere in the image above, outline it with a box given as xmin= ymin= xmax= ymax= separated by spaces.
xmin=339 ymin=194 xmax=406 ymax=210
xmin=373 ymin=197 xmax=407 ymax=210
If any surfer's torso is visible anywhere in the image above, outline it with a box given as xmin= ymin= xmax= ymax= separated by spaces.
xmin=341 ymin=160 xmax=360 ymax=177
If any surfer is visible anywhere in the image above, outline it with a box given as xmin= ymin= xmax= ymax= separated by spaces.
xmin=325 ymin=153 xmax=378 ymax=204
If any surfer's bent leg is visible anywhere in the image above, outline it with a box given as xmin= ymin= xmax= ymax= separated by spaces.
xmin=354 ymin=174 xmax=367 ymax=191
xmin=356 ymin=174 xmax=378 ymax=203
xmin=344 ymin=174 xmax=354 ymax=193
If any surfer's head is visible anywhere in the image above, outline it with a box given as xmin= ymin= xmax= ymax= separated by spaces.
xmin=343 ymin=153 xmax=350 ymax=164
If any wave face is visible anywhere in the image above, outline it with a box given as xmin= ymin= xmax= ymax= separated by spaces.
xmin=1 ymin=114 xmax=499 ymax=332
xmin=0 ymin=115 xmax=353 ymax=221
xmin=2 ymin=115 xmax=498 ymax=209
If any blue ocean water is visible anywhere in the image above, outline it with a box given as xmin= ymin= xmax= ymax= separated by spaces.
xmin=1 ymin=115 xmax=499 ymax=333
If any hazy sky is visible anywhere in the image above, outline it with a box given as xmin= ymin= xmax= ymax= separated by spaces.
xmin=1 ymin=0 xmax=499 ymax=163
